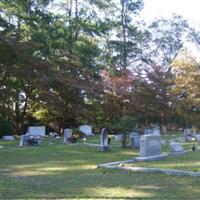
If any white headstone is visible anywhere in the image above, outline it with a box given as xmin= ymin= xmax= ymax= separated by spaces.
xmin=28 ymin=126 xmax=45 ymax=136
xmin=2 ymin=135 xmax=15 ymax=140
xmin=79 ymin=125 xmax=94 ymax=136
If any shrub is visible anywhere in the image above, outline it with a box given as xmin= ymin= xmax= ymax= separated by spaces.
xmin=0 ymin=118 xmax=13 ymax=138
xmin=112 ymin=116 xmax=137 ymax=147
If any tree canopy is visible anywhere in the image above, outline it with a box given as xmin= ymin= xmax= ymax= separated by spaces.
xmin=0 ymin=0 xmax=199 ymax=135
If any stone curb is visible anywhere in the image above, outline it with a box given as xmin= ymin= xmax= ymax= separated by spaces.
xmin=98 ymin=155 xmax=200 ymax=177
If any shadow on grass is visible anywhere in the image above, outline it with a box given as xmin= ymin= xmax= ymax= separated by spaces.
xmin=1 ymin=140 xmax=200 ymax=199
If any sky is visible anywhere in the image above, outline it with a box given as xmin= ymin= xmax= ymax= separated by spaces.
xmin=141 ymin=0 xmax=200 ymax=26
xmin=140 ymin=0 xmax=200 ymax=60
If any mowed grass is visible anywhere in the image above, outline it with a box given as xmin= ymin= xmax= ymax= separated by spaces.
xmin=1 ymin=135 xmax=200 ymax=199
xmin=125 ymin=152 xmax=200 ymax=172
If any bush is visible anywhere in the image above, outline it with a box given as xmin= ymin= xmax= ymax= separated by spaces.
xmin=112 ymin=116 xmax=137 ymax=148
xmin=0 ymin=118 xmax=13 ymax=138
xmin=112 ymin=116 xmax=137 ymax=133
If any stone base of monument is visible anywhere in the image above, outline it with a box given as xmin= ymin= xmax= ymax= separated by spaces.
xmin=169 ymin=150 xmax=189 ymax=156
xmin=134 ymin=154 xmax=168 ymax=162
xmin=98 ymin=146 xmax=109 ymax=152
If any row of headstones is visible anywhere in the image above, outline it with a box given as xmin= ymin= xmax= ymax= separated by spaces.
xmin=14 ymin=126 xmax=160 ymax=148
xmin=140 ymin=134 xmax=186 ymax=157
xmin=63 ymin=128 xmax=110 ymax=151
xmin=20 ymin=129 xmax=186 ymax=156
xmin=18 ymin=125 xmax=94 ymax=146
xmin=1 ymin=134 xmax=42 ymax=146
xmin=4 ymin=126 xmax=191 ymax=156
xmin=94 ymin=132 xmax=185 ymax=157
xmin=176 ymin=128 xmax=200 ymax=143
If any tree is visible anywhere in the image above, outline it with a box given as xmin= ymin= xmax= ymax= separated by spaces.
xmin=132 ymin=15 xmax=188 ymax=128
xmin=171 ymin=53 xmax=200 ymax=127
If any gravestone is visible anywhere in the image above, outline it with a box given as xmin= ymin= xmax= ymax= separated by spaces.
xmin=19 ymin=135 xmax=41 ymax=146
xmin=183 ymin=128 xmax=191 ymax=136
xmin=19 ymin=135 xmax=30 ymax=146
xmin=195 ymin=134 xmax=200 ymax=142
xmin=130 ymin=132 xmax=140 ymax=148
xmin=115 ymin=134 xmax=123 ymax=142
xmin=144 ymin=128 xmax=153 ymax=135
xmin=161 ymin=139 xmax=166 ymax=146
xmin=176 ymin=136 xmax=186 ymax=143
xmin=186 ymin=135 xmax=195 ymax=142
xmin=63 ymin=129 xmax=72 ymax=143
xmin=79 ymin=125 xmax=94 ymax=136
xmin=50 ymin=132 xmax=59 ymax=142
xmin=144 ymin=127 xmax=161 ymax=135
xmin=98 ymin=128 xmax=109 ymax=151
xmin=169 ymin=142 xmax=185 ymax=155
xmin=28 ymin=126 xmax=45 ymax=136
xmin=2 ymin=135 xmax=15 ymax=140
xmin=152 ymin=127 xmax=161 ymax=135
xmin=140 ymin=134 xmax=162 ymax=157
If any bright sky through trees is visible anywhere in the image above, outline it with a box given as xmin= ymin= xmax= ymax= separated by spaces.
xmin=141 ymin=0 xmax=200 ymax=25
xmin=140 ymin=0 xmax=200 ymax=60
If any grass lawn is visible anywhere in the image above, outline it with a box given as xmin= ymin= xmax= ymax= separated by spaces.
xmin=124 ymin=151 xmax=200 ymax=172
xmin=1 ymin=134 xmax=200 ymax=200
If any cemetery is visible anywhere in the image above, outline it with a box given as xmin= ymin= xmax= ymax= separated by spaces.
xmin=2 ymin=0 xmax=200 ymax=199
xmin=1 ymin=126 xmax=200 ymax=199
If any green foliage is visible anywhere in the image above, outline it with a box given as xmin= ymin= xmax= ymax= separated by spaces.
xmin=112 ymin=116 xmax=137 ymax=133
xmin=0 ymin=0 xmax=197 ymax=134
xmin=0 ymin=118 xmax=12 ymax=138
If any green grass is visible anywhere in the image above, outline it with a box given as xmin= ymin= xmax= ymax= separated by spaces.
xmin=125 ymin=152 xmax=200 ymax=172
xmin=1 ymin=135 xmax=200 ymax=199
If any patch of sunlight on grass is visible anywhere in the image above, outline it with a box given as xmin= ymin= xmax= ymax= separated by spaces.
xmin=119 ymin=150 xmax=139 ymax=156
xmin=12 ymin=160 xmax=88 ymax=169
xmin=9 ymin=164 xmax=97 ymax=177
xmin=155 ymin=161 xmax=200 ymax=168
xmin=86 ymin=186 xmax=153 ymax=198
xmin=126 ymin=158 xmax=200 ymax=171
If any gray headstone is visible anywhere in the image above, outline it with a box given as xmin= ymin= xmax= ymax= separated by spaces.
xmin=63 ymin=129 xmax=72 ymax=143
xmin=79 ymin=125 xmax=94 ymax=136
xmin=161 ymin=139 xmax=166 ymax=146
xmin=2 ymin=135 xmax=15 ymax=141
xmin=115 ymin=134 xmax=123 ymax=142
xmin=130 ymin=132 xmax=140 ymax=148
xmin=19 ymin=135 xmax=30 ymax=146
xmin=98 ymin=128 xmax=109 ymax=151
xmin=152 ymin=127 xmax=161 ymax=135
xmin=176 ymin=136 xmax=186 ymax=143
xmin=183 ymin=128 xmax=191 ymax=136
xmin=169 ymin=142 xmax=185 ymax=155
xmin=144 ymin=128 xmax=153 ymax=135
xmin=140 ymin=134 xmax=162 ymax=157
xmin=19 ymin=135 xmax=41 ymax=146
xmin=195 ymin=134 xmax=200 ymax=142
xmin=186 ymin=135 xmax=195 ymax=142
